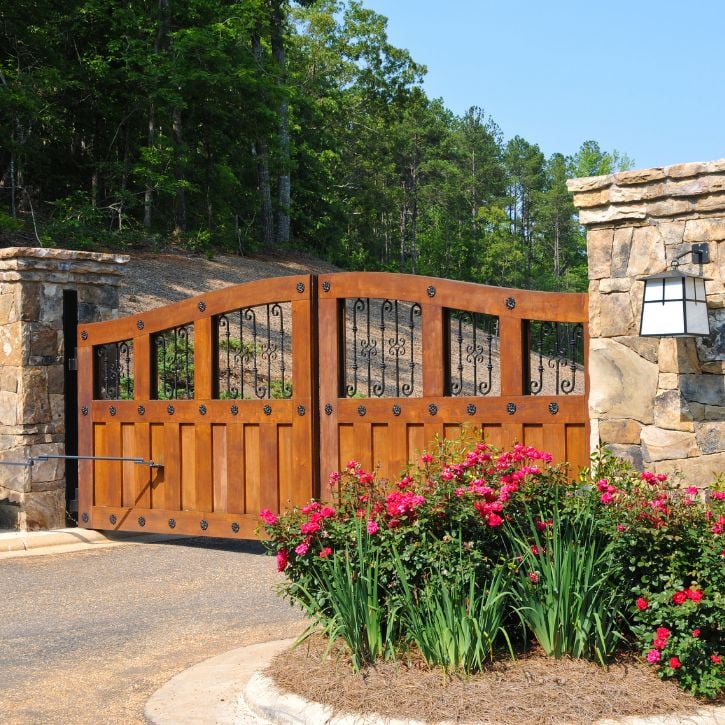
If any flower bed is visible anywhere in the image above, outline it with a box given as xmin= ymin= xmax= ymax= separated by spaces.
xmin=260 ymin=432 xmax=724 ymax=698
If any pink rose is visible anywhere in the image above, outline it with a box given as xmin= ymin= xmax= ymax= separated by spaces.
xmin=319 ymin=546 xmax=333 ymax=558
xmin=259 ymin=509 xmax=278 ymax=525
xmin=294 ymin=541 xmax=309 ymax=556
xmin=646 ymin=649 xmax=661 ymax=664
xmin=366 ymin=519 xmax=379 ymax=535
xmin=276 ymin=549 xmax=288 ymax=571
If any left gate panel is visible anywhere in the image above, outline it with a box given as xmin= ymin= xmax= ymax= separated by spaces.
xmin=77 ymin=275 xmax=316 ymax=539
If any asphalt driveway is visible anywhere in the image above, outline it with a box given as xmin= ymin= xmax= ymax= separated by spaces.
xmin=0 ymin=537 xmax=305 ymax=724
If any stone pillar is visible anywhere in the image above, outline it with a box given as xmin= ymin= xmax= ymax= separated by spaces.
xmin=0 ymin=247 xmax=128 ymax=530
xmin=568 ymin=160 xmax=725 ymax=484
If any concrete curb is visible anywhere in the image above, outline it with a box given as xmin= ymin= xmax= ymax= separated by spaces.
xmin=0 ymin=526 xmax=185 ymax=558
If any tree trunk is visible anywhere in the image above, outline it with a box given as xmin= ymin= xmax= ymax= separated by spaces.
xmin=172 ymin=106 xmax=186 ymax=234
xmin=143 ymin=103 xmax=155 ymax=229
xmin=271 ymin=0 xmax=290 ymax=245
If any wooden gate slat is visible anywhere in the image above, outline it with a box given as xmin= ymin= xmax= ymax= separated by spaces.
xmin=258 ymin=422 xmax=279 ymax=513
xmin=226 ymin=422 xmax=244 ymax=513
xmin=134 ymin=422 xmax=152 ymax=509
xmin=212 ymin=424 xmax=228 ymax=513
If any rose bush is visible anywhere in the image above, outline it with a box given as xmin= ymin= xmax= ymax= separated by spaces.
xmin=260 ymin=433 xmax=724 ymax=697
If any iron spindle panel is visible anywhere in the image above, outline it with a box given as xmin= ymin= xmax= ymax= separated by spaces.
xmin=446 ymin=310 xmax=500 ymax=397
xmin=94 ymin=340 xmax=134 ymax=400
xmin=152 ymin=324 xmax=195 ymax=400
xmin=343 ymin=297 xmax=422 ymax=398
xmin=215 ymin=302 xmax=292 ymax=399
xmin=526 ymin=320 xmax=585 ymax=396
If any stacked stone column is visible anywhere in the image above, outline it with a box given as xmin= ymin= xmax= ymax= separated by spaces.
xmin=0 ymin=248 xmax=128 ymax=530
xmin=569 ymin=160 xmax=725 ymax=484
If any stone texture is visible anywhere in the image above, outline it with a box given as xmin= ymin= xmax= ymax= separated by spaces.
xmin=586 ymin=228 xmax=614 ymax=279
xmin=599 ymin=292 xmax=636 ymax=337
xmin=627 ymin=226 xmax=667 ymax=277
xmin=598 ymin=419 xmax=642 ymax=445
xmin=22 ymin=488 xmax=66 ymax=530
xmin=657 ymin=373 xmax=679 ymax=390
xmin=695 ymin=307 xmax=725 ymax=363
xmin=654 ymin=452 xmax=725 ymax=485
xmin=604 ymin=444 xmax=643 ymax=470
xmin=588 ymin=338 xmax=658 ymax=424
xmin=680 ymin=374 xmax=725 ymax=406
xmin=658 ymin=338 xmax=701 ymax=374
xmin=641 ymin=426 xmax=699 ymax=462
xmin=611 ymin=227 xmax=633 ymax=277
xmin=653 ymin=390 xmax=694 ymax=431
xmin=599 ymin=278 xmax=632 ymax=293
xmin=613 ymin=336 xmax=659 ymax=364
xmin=695 ymin=422 xmax=725 ymax=455
xmin=683 ymin=218 xmax=725 ymax=242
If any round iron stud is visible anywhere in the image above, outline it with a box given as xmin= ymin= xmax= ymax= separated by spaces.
xmin=357 ymin=405 xmax=366 ymax=417
xmin=231 ymin=404 xmax=239 ymax=416
xmin=167 ymin=404 xmax=175 ymax=415
xmin=296 ymin=282 xmax=305 ymax=293
xmin=81 ymin=406 xmax=89 ymax=416
xmin=199 ymin=404 xmax=207 ymax=415
xmin=80 ymin=330 xmax=88 ymax=341
xmin=138 ymin=516 xmax=146 ymax=527
xmin=548 ymin=402 xmax=560 ymax=415
xmin=392 ymin=404 xmax=401 ymax=417
xmin=137 ymin=405 xmax=145 ymax=415
xmin=231 ymin=522 xmax=240 ymax=534
xmin=81 ymin=512 xmax=89 ymax=523
xmin=428 ymin=403 xmax=438 ymax=416
xmin=297 ymin=405 xmax=306 ymax=416
xmin=109 ymin=514 xmax=117 ymax=525
xmin=198 ymin=301 xmax=206 ymax=312
xmin=426 ymin=285 xmax=436 ymax=298
xmin=467 ymin=404 xmax=477 ymax=416
xmin=263 ymin=404 xmax=272 ymax=416
xmin=168 ymin=518 xmax=176 ymax=529
xmin=506 ymin=402 xmax=517 ymax=415
xmin=136 ymin=320 xmax=145 ymax=330
xmin=109 ymin=406 xmax=117 ymax=416
xmin=505 ymin=297 xmax=516 ymax=310
xmin=200 ymin=519 xmax=209 ymax=531
xmin=322 ymin=281 xmax=331 ymax=292
xmin=324 ymin=403 xmax=333 ymax=415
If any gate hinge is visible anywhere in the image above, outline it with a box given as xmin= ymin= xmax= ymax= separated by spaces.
xmin=67 ymin=357 xmax=78 ymax=371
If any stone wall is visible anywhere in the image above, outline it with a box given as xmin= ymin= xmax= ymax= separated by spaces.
xmin=0 ymin=247 xmax=128 ymax=530
xmin=568 ymin=160 xmax=725 ymax=484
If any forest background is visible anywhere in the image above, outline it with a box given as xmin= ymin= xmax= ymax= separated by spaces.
xmin=1 ymin=0 xmax=632 ymax=292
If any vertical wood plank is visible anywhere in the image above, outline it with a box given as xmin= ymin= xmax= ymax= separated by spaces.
xmin=194 ymin=423 xmax=213 ymax=511
xmin=481 ymin=424 xmax=502 ymax=450
xmin=121 ymin=423 xmax=136 ymax=508
xmin=354 ymin=422 xmax=373 ymax=471
xmin=259 ymin=422 xmax=279 ymax=512
xmin=244 ymin=425 xmax=260 ymax=515
xmin=338 ymin=424 xmax=355 ymax=470
xmin=134 ymin=335 xmax=152 ymax=400
xmin=278 ymin=424 xmax=294 ymax=510
xmin=371 ymin=424 xmax=390 ymax=481
xmin=162 ymin=423 xmax=181 ymax=510
xmin=407 ymin=424 xmax=426 ymax=465
xmin=93 ymin=424 xmax=109 ymax=506
xmin=212 ymin=424 xmax=228 ymax=513
xmin=194 ymin=317 xmax=214 ymax=400
xmin=424 ymin=423 xmax=444 ymax=456
xmin=523 ymin=424 xmax=544 ymax=452
xmin=317 ymin=297 xmax=340 ymax=490
xmin=292 ymin=417 xmax=313 ymax=506
xmin=422 ymin=305 xmax=445 ymax=397
xmin=134 ymin=422 xmax=152 ymax=508
xmin=443 ymin=424 xmax=461 ymax=441
xmin=565 ymin=424 xmax=588 ymax=476
xmin=499 ymin=317 xmax=524 ymax=397
xmin=501 ymin=423 xmax=523 ymax=450
xmin=150 ymin=423 xmax=165 ymax=509
xmin=105 ymin=422 xmax=123 ymax=506
xmin=76 ymin=346 xmax=94 ymax=523
xmin=543 ymin=423 xmax=566 ymax=467
xmin=226 ymin=422 xmax=244 ymax=514
xmin=388 ymin=422 xmax=409 ymax=481
xmin=180 ymin=424 xmax=197 ymax=510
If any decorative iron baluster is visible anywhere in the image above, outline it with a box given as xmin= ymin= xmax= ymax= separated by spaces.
xmin=218 ymin=314 xmax=238 ymax=398
xmin=372 ymin=300 xmax=389 ymax=397
xmin=560 ymin=323 xmax=584 ymax=394
xmin=358 ymin=299 xmax=377 ymax=397
xmin=95 ymin=340 xmax=134 ymax=400
xmin=447 ymin=311 xmax=497 ymax=397
xmin=346 ymin=298 xmax=364 ymax=397
xmin=401 ymin=303 xmax=421 ymax=397
xmin=154 ymin=325 xmax=194 ymax=400
xmin=272 ymin=303 xmax=290 ymax=398
xmin=528 ymin=321 xmax=584 ymax=396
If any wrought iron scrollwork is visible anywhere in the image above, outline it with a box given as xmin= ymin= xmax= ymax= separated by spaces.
xmin=153 ymin=325 xmax=194 ymax=400
xmin=527 ymin=321 xmax=585 ymax=396
xmin=95 ymin=340 xmax=134 ymax=400
xmin=447 ymin=311 xmax=499 ymax=397
xmin=344 ymin=297 xmax=422 ymax=398
xmin=216 ymin=302 xmax=291 ymax=401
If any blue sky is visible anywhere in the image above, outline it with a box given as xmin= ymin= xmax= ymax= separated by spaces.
xmin=361 ymin=0 xmax=725 ymax=171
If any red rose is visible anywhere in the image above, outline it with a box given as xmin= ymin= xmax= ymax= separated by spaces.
xmin=687 ymin=588 xmax=703 ymax=602
xmin=635 ymin=597 xmax=648 ymax=611
xmin=669 ymin=657 xmax=682 ymax=669
xmin=672 ymin=591 xmax=688 ymax=605
xmin=711 ymin=655 xmax=722 ymax=665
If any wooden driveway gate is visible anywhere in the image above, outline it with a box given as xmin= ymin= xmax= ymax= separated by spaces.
xmin=77 ymin=273 xmax=588 ymax=539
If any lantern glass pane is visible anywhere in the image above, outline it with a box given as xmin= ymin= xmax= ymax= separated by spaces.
xmin=684 ymin=276 xmax=696 ymax=299
xmin=641 ymin=300 xmax=685 ymax=335
xmin=693 ymin=277 xmax=706 ymax=302
xmin=663 ymin=277 xmax=685 ymax=301
xmin=685 ymin=301 xmax=710 ymax=335
xmin=643 ymin=279 xmax=665 ymax=302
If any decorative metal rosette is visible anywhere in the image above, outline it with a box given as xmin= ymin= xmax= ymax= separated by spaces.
xmin=80 ymin=330 xmax=88 ymax=340
xmin=297 ymin=405 xmax=305 ymax=416
xmin=296 ymin=282 xmax=305 ymax=293
xmin=324 ymin=403 xmax=333 ymax=416
xmin=200 ymin=519 xmax=208 ymax=531
xmin=467 ymin=404 xmax=477 ymax=416
xmin=137 ymin=516 xmax=146 ymax=527
xmin=231 ymin=522 xmax=240 ymax=534
xmin=230 ymin=404 xmax=239 ymax=416
xmin=81 ymin=406 xmax=89 ymax=416
xmin=168 ymin=518 xmax=176 ymax=529
xmin=199 ymin=404 xmax=207 ymax=415
xmin=357 ymin=405 xmax=366 ymax=417
xmin=167 ymin=404 xmax=175 ymax=415
xmin=506 ymin=402 xmax=517 ymax=415
xmin=198 ymin=301 xmax=206 ymax=312
xmin=136 ymin=320 xmax=145 ymax=330
xmin=264 ymin=404 xmax=273 ymax=416
xmin=548 ymin=402 xmax=560 ymax=415
xmin=137 ymin=405 xmax=145 ymax=416
xmin=428 ymin=403 xmax=438 ymax=416
xmin=109 ymin=514 xmax=117 ymax=525
xmin=392 ymin=404 xmax=401 ymax=417
xmin=81 ymin=512 xmax=89 ymax=523
xmin=426 ymin=285 xmax=436 ymax=298
xmin=505 ymin=297 xmax=516 ymax=310
xmin=322 ymin=281 xmax=331 ymax=292
xmin=109 ymin=406 xmax=117 ymax=416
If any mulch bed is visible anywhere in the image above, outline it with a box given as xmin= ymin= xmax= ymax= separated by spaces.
xmin=266 ymin=635 xmax=722 ymax=724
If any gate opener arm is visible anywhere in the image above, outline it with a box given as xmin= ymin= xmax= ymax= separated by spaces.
xmin=33 ymin=454 xmax=164 ymax=468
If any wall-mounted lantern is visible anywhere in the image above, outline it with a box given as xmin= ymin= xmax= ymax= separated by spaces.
xmin=639 ymin=244 xmax=711 ymax=337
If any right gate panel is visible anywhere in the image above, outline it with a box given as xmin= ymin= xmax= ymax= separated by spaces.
xmin=317 ymin=273 xmax=589 ymax=487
